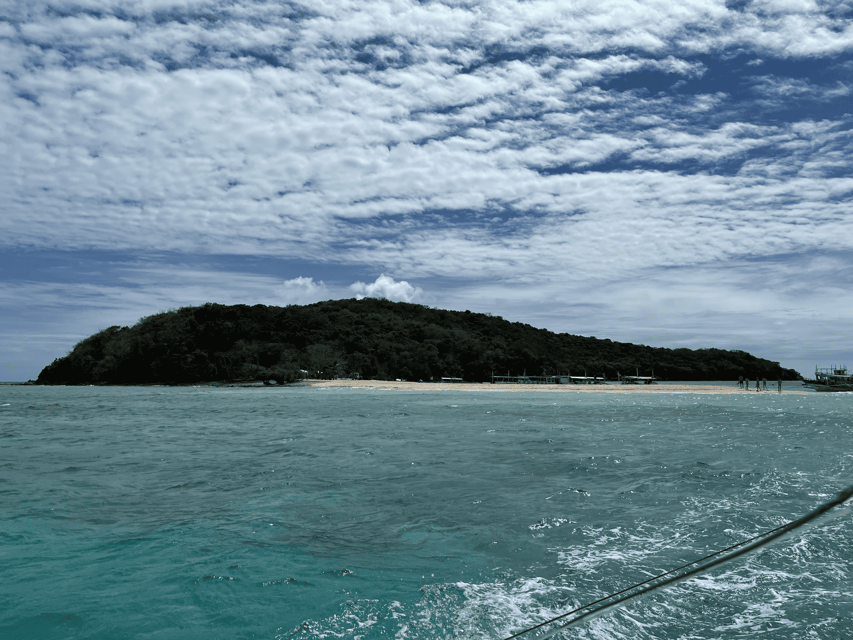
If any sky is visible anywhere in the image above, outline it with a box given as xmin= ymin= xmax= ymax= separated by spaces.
xmin=2 ymin=0 xmax=852 ymax=381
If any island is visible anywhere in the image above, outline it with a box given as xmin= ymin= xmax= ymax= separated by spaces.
xmin=35 ymin=299 xmax=799 ymax=385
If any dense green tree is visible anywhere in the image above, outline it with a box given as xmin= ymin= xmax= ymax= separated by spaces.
xmin=35 ymin=299 xmax=800 ymax=385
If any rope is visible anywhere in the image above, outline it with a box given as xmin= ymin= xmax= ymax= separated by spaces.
xmin=502 ymin=484 xmax=853 ymax=640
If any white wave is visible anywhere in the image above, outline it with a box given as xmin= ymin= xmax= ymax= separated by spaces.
xmin=552 ymin=524 xmax=693 ymax=573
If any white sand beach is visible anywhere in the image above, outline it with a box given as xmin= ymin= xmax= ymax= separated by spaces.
xmin=297 ymin=379 xmax=806 ymax=394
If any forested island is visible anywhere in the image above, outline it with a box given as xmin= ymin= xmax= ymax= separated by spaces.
xmin=35 ymin=299 xmax=800 ymax=385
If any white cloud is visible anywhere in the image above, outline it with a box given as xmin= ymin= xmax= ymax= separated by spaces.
xmin=349 ymin=274 xmax=423 ymax=302
xmin=277 ymin=276 xmax=330 ymax=305
xmin=3 ymin=3 xmax=851 ymax=266
xmin=749 ymin=75 xmax=851 ymax=102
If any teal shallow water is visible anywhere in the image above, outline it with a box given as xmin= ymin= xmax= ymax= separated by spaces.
xmin=1 ymin=386 xmax=851 ymax=639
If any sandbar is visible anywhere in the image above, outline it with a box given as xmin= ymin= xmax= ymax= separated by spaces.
xmin=296 ymin=380 xmax=807 ymax=394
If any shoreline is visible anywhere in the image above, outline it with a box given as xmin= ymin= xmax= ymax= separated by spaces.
xmin=16 ymin=380 xmax=810 ymax=394
xmin=295 ymin=379 xmax=809 ymax=394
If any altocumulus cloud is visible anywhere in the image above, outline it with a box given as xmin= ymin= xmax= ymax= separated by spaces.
xmin=1 ymin=0 xmax=852 ymax=379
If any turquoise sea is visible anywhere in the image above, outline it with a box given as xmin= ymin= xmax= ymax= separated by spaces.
xmin=1 ymin=385 xmax=851 ymax=639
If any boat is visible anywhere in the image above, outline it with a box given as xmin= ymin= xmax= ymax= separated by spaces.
xmin=619 ymin=375 xmax=657 ymax=385
xmin=619 ymin=368 xmax=658 ymax=385
xmin=802 ymin=366 xmax=853 ymax=392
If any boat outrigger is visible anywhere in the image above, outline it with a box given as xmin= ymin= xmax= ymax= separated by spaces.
xmin=803 ymin=366 xmax=853 ymax=392
xmin=618 ymin=368 xmax=658 ymax=385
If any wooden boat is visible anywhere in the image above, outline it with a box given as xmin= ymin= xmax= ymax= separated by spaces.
xmin=803 ymin=366 xmax=853 ymax=392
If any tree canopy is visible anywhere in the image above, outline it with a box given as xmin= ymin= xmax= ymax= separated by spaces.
xmin=35 ymin=299 xmax=800 ymax=385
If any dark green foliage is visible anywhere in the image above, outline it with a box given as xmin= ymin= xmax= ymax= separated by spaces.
xmin=35 ymin=299 xmax=800 ymax=385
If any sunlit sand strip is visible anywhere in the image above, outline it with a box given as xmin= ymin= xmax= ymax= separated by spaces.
xmin=297 ymin=380 xmax=808 ymax=394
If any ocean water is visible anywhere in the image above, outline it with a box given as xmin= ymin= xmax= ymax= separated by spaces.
xmin=1 ymin=385 xmax=851 ymax=639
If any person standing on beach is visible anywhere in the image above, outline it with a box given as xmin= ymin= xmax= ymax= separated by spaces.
xmin=738 ymin=375 xmax=744 ymax=388
xmin=745 ymin=377 xmax=749 ymax=391
xmin=778 ymin=377 xmax=782 ymax=394
xmin=762 ymin=378 xmax=767 ymax=390
xmin=756 ymin=379 xmax=761 ymax=391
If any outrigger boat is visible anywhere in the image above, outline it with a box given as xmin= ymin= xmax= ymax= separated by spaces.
xmin=618 ymin=368 xmax=658 ymax=385
xmin=803 ymin=366 xmax=853 ymax=392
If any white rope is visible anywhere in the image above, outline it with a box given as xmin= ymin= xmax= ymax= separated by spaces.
xmin=503 ymin=484 xmax=853 ymax=640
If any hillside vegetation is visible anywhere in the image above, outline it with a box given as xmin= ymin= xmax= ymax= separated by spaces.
xmin=36 ymin=299 xmax=799 ymax=385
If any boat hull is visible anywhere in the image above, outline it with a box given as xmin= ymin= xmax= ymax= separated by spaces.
xmin=804 ymin=366 xmax=853 ymax=392
xmin=804 ymin=383 xmax=853 ymax=392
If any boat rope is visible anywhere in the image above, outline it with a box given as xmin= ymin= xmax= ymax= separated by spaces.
xmin=502 ymin=484 xmax=853 ymax=640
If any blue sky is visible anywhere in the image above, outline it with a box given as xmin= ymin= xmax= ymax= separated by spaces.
xmin=2 ymin=0 xmax=852 ymax=380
